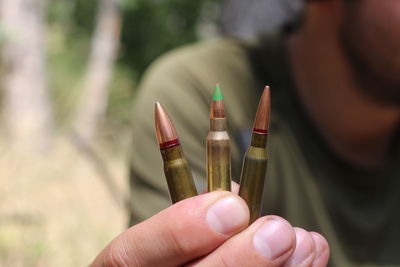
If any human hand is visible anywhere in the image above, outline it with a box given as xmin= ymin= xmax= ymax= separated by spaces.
xmin=91 ymin=191 xmax=329 ymax=267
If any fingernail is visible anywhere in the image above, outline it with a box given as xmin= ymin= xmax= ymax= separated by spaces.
xmin=253 ymin=219 xmax=294 ymax=260
xmin=206 ymin=196 xmax=249 ymax=235
xmin=286 ymin=228 xmax=315 ymax=265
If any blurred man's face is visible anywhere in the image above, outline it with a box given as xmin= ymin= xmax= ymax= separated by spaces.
xmin=340 ymin=0 xmax=400 ymax=105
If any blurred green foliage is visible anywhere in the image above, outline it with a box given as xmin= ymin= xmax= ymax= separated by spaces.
xmin=50 ymin=0 xmax=218 ymax=77
xmin=47 ymin=0 xmax=219 ymax=129
xmin=120 ymin=0 xmax=219 ymax=78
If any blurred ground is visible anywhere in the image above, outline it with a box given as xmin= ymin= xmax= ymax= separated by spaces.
xmin=0 ymin=136 xmax=129 ymax=266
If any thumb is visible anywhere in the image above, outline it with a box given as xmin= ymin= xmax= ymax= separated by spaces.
xmin=90 ymin=191 xmax=249 ymax=267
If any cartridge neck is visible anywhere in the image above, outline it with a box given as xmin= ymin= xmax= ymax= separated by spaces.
xmin=160 ymin=145 xmax=184 ymax=161
xmin=250 ymin=132 xmax=268 ymax=148
xmin=210 ymin=118 xmax=227 ymax=131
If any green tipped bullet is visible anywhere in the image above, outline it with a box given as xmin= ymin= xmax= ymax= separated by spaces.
xmin=207 ymin=84 xmax=231 ymax=192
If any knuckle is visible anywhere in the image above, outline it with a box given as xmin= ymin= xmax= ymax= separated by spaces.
xmin=167 ymin=224 xmax=189 ymax=256
xmin=310 ymin=232 xmax=330 ymax=267
xmin=103 ymin=239 xmax=132 ymax=267
xmin=216 ymin=253 xmax=233 ymax=267
xmin=294 ymin=227 xmax=316 ymax=248
xmin=310 ymin=231 xmax=330 ymax=253
xmin=311 ymin=232 xmax=329 ymax=245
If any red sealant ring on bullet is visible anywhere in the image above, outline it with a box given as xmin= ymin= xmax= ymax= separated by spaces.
xmin=253 ymin=128 xmax=269 ymax=135
xmin=160 ymin=139 xmax=180 ymax=149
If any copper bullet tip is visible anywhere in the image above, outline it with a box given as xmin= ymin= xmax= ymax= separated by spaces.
xmin=210 ymin=100 xmax=226 ymax=119
xmin=155 ymin=102 xmax=180 ymax=148
xmin=210 ymin=84 xmax=225 ymax=119
xmin=253 ymin=86 xmax=270 ymax=134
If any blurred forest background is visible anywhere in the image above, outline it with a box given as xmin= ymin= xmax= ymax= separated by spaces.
xmin=0 ymin=0 xmax=300 ymax=266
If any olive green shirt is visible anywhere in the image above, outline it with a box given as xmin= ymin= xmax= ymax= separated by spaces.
xmin=129 ymin=32 xmax=400 ymax=267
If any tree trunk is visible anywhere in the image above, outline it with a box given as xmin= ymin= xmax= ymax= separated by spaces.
xmin=73 ymin=0 xmax=122 ymax=144
xmin=0 ymin=0 xmax=53 ymax=149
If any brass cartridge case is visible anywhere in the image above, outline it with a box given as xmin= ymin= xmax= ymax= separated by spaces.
xmin=207 ymin=118 xmax=231 ymax=192
xmin=161 ymin=145 xmax=198 ymax=203
xmin=238 ymin=132 xmax=268 ymax=223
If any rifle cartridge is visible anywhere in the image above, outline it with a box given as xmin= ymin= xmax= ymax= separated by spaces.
xmin=239 ymin=86 xmax=270 ymax=223
xmin=155 ymin=102 xmax=198 ymax=203
xmin=207 ymin=85 xmax=231 ymax=192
